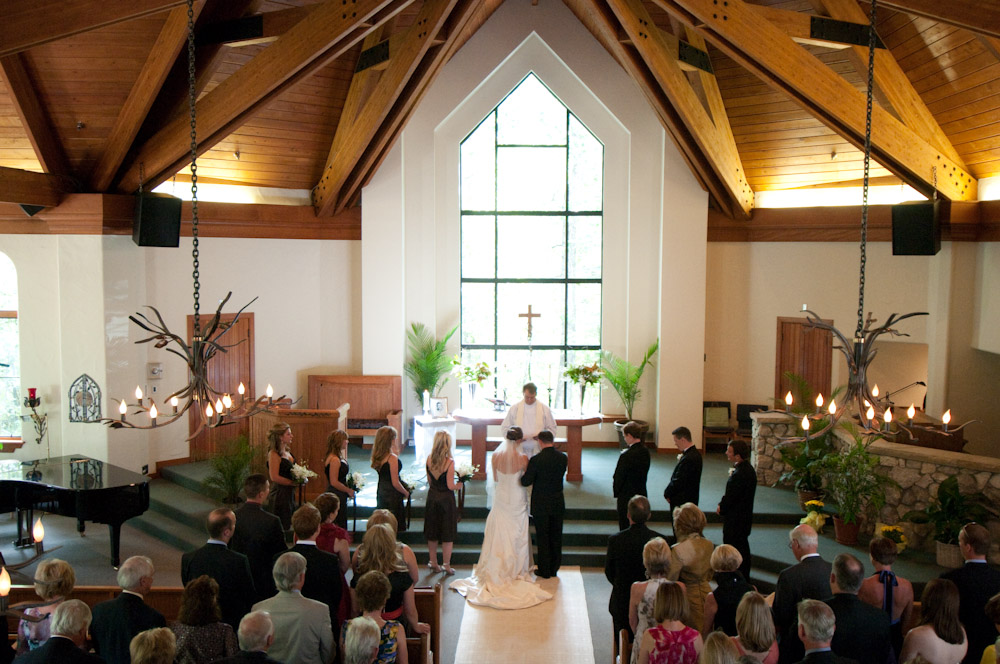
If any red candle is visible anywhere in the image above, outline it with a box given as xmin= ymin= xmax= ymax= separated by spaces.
xmin=27 ymin=388 xmax=36 ymax=400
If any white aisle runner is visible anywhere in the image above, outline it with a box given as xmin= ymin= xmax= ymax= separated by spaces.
xmin=453 ymin=566 xmax=595 ymax=664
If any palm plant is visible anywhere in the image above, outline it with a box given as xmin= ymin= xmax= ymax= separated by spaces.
xmin=202 ymin=434 xmax=254 ymax=504
xmin=601 ymin=339 xmax=658 ymax=421
xmin=404 ymin=322 xmax=457 ymax=403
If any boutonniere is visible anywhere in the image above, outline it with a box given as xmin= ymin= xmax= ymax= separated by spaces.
xmin=728 ymin=467 xmax=736 ymax=477
xmin=676 ymin=453 xmax=684 ymax=462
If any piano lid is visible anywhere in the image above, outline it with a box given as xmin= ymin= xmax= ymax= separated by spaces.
xmin=0 ymin=456 xmax=149 ymax=490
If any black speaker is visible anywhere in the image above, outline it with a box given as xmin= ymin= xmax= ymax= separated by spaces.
xmin=892 ymin=199 xmax=940 ymax=256
xmin=133 ymin=192 xmax=182 ymax=247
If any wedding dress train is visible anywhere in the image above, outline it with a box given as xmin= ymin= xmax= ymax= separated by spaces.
xmin=450 ymin=442 xmax=553 ymax=610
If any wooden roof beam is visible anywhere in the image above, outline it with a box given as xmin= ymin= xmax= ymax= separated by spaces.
xmin=812 ymin=0 xmax=966 ymax=168
xmin=605 ymin=0 xmax=752 ymax=217
xmin=115 ymin=0 xmax=416 ymax=194
xmin=751 ymin=5 xmax=886 ymax=51
xmin=312 ymin=0 xmax=461 ymax=216
xmin=0 ymin=55 xmax=70 ymax=176
xmin=618 ymin=28 xmax=714 ymax=72
xmin=197 ymin=5 xmax=318 ymax=47
xmin=653 ymin=0 xmax=977 ymax=202
xmin=879 ymin=0 xmax=1000 ymax=41
xmin=0 ymin=166 xmax=75 ymax=207
xmin=89 ymin=2 xmax=205 ymax=191
xmin=0 ymin=0 xmax=186 ymax=58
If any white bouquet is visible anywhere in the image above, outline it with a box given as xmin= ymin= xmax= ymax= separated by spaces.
xmin=455 ymin=462 xmax=479 ymax=483
xmin=290 ymin=463 xmax=317 ymax=484
xmin=346 ymin=471 xmax=366 ymax=491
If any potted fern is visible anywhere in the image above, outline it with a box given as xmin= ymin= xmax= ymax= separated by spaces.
xmin=601 ymin=339 xmax=658 ymax=448
xmin=403 ymin=322 xmax=457 ymax=404
xmin=202 ymin=434 xmax=254 ymax=506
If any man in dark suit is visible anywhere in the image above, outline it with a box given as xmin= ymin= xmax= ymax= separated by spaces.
xmin=825 ymin=553 xmax=891 ymax=664
xmin=231 ymin=474 xmax=288 ymax=602
xmin=795 ymin=599 xmax=860 ymax=664
xmin=613 ymin=421 xmax=651 ymax=531
xmin=181 ymin=507 xmax=256 ymax=631
xmin=521 ymin=430 xmax=568 ymax=578
xmin=717 ymin=438 xmax=757 ymax=579
xmin=663 ymin=426 xmax=702 ymax=511
xmin=774 ymin=524 xmax=833 ymax=664
xmin=217 ymin=611 xmax=283 ymax=664
xmin=90 ymin=555 xmax=166 ymax=664
xmin=941 ymin=523 xmax=1000 ymax=664
xmin=605 ymin=495 xmax=664 ymax=641
xmin=280 ymin=503 xmax=343 ymax=636
xmin=14 ymin=600 xmax=104 ymax=664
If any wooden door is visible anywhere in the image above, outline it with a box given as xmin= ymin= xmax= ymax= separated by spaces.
xmin=187 ymin=313 xmax=255 ymax=460
xmin=775 ymin=317 xmax=833 ymax=402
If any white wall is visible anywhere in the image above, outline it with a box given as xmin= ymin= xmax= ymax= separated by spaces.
xmin=974 ymin=242 xmax=1000 ymax=355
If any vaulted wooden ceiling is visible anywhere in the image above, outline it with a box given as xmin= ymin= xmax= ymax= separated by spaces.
xmin=0 ymin=0 xmax=998 ymax=226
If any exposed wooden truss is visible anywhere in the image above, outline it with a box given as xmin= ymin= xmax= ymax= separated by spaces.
xmin=198 ymin=5 xmax=319 ymax=48
xmin=879 ymin=0 xmax=1000 ymax=40
xmin=0 ymin=166 xmax=75 ymax=207
xmin=0 ymin=55 xmax=69 ymax=176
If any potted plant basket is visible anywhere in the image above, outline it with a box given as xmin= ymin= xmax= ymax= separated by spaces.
xmin=775 ymin=431 xmax=835 ymax=510
xmin=903 ymin=475 xmax=992 ymax=568
xmin=600 ymin=339 xmax=659 ymax=449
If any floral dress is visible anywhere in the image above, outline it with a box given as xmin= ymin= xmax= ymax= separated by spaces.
xmin=646 ymin=625 xmax=700 ymax=664
xmin=342 ymin=618 xmax=403 ymax=663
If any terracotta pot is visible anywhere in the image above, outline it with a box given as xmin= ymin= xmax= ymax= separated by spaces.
xmin=833 ymin=515 xmax=861 ymax=545
xmin=797 ymin=489 xmax=823 ymax=512
xmin=936 ymin=541 xmax=964 ymax=569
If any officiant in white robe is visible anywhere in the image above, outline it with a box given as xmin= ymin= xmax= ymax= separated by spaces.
xmin=501 ymin=382 xmax=556 ymax=457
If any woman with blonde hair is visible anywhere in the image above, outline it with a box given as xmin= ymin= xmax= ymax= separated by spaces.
xmin=629 ymin=538 xmax=686 ymax=664
xmin=637 ymin=582 xmax=703 ymax=664
xmin=354 ymin=524 xmax=429 ymax=637
xmin=130 ymin=627 xmax=176 ymax=664
xmin=730 ymin=592 xmax=778 ymax=664
xmin=15 ymin=558 xmax=75 ymax=654
xmin=267 ymin=421 xmax=298 ymax=529
xmin=325 ymin=429 xmax=355 ymax=530
xmin=371 ymin=426 xmax=409 ymax=532
xmin=702 ymin=630 xmax=740 ymax=664
xmin=425 ymin=431 xmax=463 ymax=575
xmin=352 ymin=509 xmax=419 ymax=583
xmin=703 ymin=544 xmax=754 ymax=635
xmin=667 ymin=503 xmax=715 ymax=630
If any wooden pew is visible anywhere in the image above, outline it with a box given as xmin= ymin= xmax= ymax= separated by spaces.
xmin=409 ymin=583 xmax=442 ymax=664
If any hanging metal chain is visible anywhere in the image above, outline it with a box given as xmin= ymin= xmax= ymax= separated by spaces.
xmin=856 ymin=0 xmax=878 ymax=339
xmin=186 ymin=0 xmax=201 ymax=337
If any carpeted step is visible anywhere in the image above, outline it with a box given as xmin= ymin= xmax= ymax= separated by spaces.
xmin=148 ymin=478 xmax=219 ymax=531
xmin=159 ymin=460 xmax=214 ymax=496
xmin=129 ymin=509 xmax=204 ymax=554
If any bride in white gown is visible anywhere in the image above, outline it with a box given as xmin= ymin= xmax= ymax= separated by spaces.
xmin=450 ymin=427 xmax=553 ymax=609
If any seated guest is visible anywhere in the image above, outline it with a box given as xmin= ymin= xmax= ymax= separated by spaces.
xmin=315 ymin=492 xmax=353 ymax=630
xmin=252 ymin=552 xmax=334 ymax=664
xmin=344 ymin=617 xmax=381 ymax=664
xmin=354 ymin=524 xmax=430 ymax=636
xmin=281 ymin=503 xmax=343 ymax=636
xmin=129 ymin=627 xmax=176 ymax=664
xmin=344 ymin=571 xmax=407 ymax=664
xmin=773 ymin=525 xmax=831 ymax=664
xmin=858 ymin=536 xmax=914 ymax=660
xmin=636 ymin=582 xmax=703 ymax=664
xmin=825 ymin=553 xmax=891 ymax=664
xmin=354 ymin=509 xmax=419 ymax=583
xmin=15 ymin=558 xmax=75 ymax=655
xmin=703 ymin=544 xmax=754 ymax=636
xmin=731 ymin=592 xmax=778 ymax=664
xmin=231 ymin=474 xmax=288 ymax=602
xmin=976 ymin=594 xmax=1000 ymax=664
xmin=667 ymin=502 xmax=715 ymax=631
xmin=630 ymin=537 xmax=685 ymax=664
xmin=181 ymin=507 xmax=256 ymax=630
xmin=795 ymin=600 xmax=857 ymax=664
xmin=900 ymin=579 xmax=968 ymax=664
xmin=941 ymin=524 xmax=1000 ymax=664
xmin=90 ymin=555 xmax=167 ymax=664
xmin=609 ymin=495 xmax=664 ymax=642
xmin=703 ymin=630 xmax=741 ymax=664
xmin=13 ymin=599 xmax=102 ymax=664
xmin=171 ymin=575 xmax=239 ymax=663
xmin=217 ymin=611 xmax=282 ymax=664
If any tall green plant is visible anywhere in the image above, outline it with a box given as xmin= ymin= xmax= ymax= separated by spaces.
xmin=404 ymin=323 xmax=457 ymax=403
xmin=903 ymin=476 xmax=992 ymax=544
xmin=202 ymin=434 xmax=253 ymax=504
xmin=601 ymin=340 xmax=658 ymax=421
xmin=820 ymin=425 xmax=898 ymax=525
xmin=776 ymin=430 xmax=835 ymax=493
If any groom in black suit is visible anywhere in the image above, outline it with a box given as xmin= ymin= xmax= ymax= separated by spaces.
xmin=521 ymin=430 xmax=568 ymax=578
xmin=612 ymin=421 xmax=650 ymax=531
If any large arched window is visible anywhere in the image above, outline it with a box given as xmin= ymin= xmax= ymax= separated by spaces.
xmin=0 ymin=252 xmax=19 ymax=439
xmin=459 ymin=73 xmax=604 ymax=409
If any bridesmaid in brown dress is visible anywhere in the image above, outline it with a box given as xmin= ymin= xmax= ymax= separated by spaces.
xmin=371 ymin=426 xmax=409 ymax=531
xmin=424 ymin=431 xmax=463 ymax=575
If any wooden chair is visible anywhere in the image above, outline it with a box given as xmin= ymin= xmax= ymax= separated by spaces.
xmin=308 ymin=375 xmax=403 ymax=442
xmin=734 ymin=403 xmax=767 ymax=441
xmin=703 ymin=401 xmax=734 ymax=448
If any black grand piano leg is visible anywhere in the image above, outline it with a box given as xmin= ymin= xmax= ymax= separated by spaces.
xmin=108 ymin=523 xmax=122 ymax=568
xmin=77 ymin=517 xmax=86 ymax=536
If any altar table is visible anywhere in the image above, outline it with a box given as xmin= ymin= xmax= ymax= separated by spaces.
xmin=452 ymin=408 xmax=603 ymax=482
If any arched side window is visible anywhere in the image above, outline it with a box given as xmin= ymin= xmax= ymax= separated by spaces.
xmin=0 ymin=252 xmax=19 ymax=439
xmin=459 ymin=73 xmax=604 ymax=409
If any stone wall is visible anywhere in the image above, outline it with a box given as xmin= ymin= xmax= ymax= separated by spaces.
xmin=751 ymin=412 xmax=1000 ymax=552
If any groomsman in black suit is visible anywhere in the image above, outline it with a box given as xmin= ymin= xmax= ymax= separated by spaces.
xmin=231 ymin=474 xmax=288 ymax=601
xmin=941 ymin=523 xmax=1000 ymax=664
xmin=663 ymin=426 xmax=702 ymax=510
xmin=717 ymin=438 xmax=757 ymax=579
xmin=521 ymin=430 xmax=568 ymax=578
xmin=612 ymin=421 xmax=650 ymax=531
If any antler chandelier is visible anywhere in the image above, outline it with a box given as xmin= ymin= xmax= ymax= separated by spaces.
xmin=102 ymin=0 xmax=286 ymax=440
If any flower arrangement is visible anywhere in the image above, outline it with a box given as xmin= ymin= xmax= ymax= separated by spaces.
xmin=451 ymin=357 xmax=492 ymax=385
xmin=800 ymin=499 xmax=827 ymax=533
xmin=879 ymin=524 xmax=908 ymax=553
xmin=290 ymin=463 xmax=317 ymax=485
xmin=564 ymin=362 xmax=602 ymax=386
xmin=400 ymin=471 xmax=423 ymax=494
xmin=455 ymin=462 xmax=479 ymax=483
xmin=346 ymin=471 xmax=366 ymax=492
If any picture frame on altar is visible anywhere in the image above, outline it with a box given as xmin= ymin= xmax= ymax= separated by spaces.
xmin=430 ymin=397 xmax=449 ymax=417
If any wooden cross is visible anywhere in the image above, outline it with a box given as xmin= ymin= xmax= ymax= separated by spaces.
xmin=519 ymin=305 xmax=541 ymax=341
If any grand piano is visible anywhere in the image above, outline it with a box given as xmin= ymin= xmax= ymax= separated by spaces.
xmin=0 ymin=456 xmax=150 ymax=567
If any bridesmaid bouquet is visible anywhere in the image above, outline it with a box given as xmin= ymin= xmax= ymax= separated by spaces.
xmin=455 ymin=462 xmax=479 ymax=483
xmin=290 ymin=463 xmax=317 ymax=485
xmin=346 ymin=471 xmax=366 ymax=492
